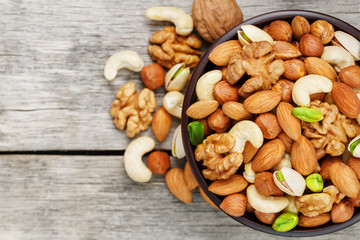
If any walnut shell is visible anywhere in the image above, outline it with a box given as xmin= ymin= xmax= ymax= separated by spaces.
xmin=192 ymin=0 xmax=243 ymax=43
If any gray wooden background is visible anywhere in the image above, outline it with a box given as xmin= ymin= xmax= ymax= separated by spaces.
xmin=0 ymin=0 xmax=359 ymax=239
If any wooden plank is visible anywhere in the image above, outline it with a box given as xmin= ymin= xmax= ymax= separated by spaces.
xmin=0 ymin=0 xmax=359 ymax=151
xmin=0 ymin=154 xmax=359 ymax=239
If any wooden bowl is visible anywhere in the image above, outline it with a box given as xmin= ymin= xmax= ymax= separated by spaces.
xmin=181 ymin=10 xmax=360 ymax=237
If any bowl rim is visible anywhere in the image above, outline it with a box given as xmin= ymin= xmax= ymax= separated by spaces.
xmin=181 ymin=9 xmax=360 ymax=237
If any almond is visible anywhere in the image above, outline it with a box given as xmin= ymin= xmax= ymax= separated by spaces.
xmin=244 ymin=90 xmax=281 ymax=114
xmin=165 ymin=168 xmax=192 ymax=203
xmin=339 ymin=65 xmax=360 ymax=88
xmin=254 ymin=171 xmax=284 ymax=196
xmin=332 ymin=82 xmax=360 ymax=119
xmin=329 ymin=162 xmax=360 ymax=198
xmin=320 ymin=156 xmax=342 ymax=180
xmin=273 ymin=41 xmax=302 ymax=60
xmin=276 ymin=102 xmax=301 ymax=141
xmin=184 ymin=162 xmax=198 ymax=191
xmin=209 ymin=40 xmax=242 ymax=66
xmin=186 ymin=100 xmax=219 ymax=119
xmin=304 ymin=57 xmax=337 ymax=81
xmin=220 ymin=193 xmax=247 ymax=217
xmin=254 ymin=210 xmax=277 ymax=225
xmin=152 ymin=107 xmax=172 ymax=142
xmin=348 ymin=156 xmax=360 ymax=180
xmin=243 ymin=141 xmax=259 ymax=164
xmin=208 ymin=175 xmax=248 ymax=196
xmin=298 ymin=213 xmax=331 ymax=227
xmin=291 ymin=136 xmax=317 ymax=175
xmin=291 ymin=16 xmax=310 ymax=41
xmin=222 ymin=101 xmax=252 ymax=120
xmin=252 ymin=139 xmax=285 ymax=172
xmin=350 ymin=191 xmax=360 ymax=207
xmin=277 ymin=131 xmax=294 ymax=153
xmin=331 ymin=199 xmax=354 ymax=223
xmin=199 ymin=187 xmax=218 ymax=209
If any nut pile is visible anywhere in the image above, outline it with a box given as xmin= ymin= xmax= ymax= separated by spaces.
xmin=186 ymin=16 xmax=360 ymax=232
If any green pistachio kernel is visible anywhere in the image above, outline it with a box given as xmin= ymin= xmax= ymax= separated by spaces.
xmin=187 ymin=121 xmax=204 ymax=146
xmin=291 ymin=107 xmax=323 ymax=122
xmin=350 ymin=139 xmax=360 ymax=155
xmin=241 ymin=32 xmax=252 ymax=43
xmin=172 ymin=67 xmax=185 ymax=80
xmin=276 ymin=171 xmax=285 ymax=182
xmin=272 ymin=212 xmax=299 ymax=232
xmin=306 ymin=173 xmax=324 ymax=192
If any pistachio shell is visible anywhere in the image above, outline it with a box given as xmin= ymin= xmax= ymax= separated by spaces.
xmin=332 ymin=31 xmax=360 ymax=61
xmin=273 ymin=167 xmax=306 ymax=196
xmin=348 ymin=135 xmax=360 ymax=158
xmin=237 ymin=25 xmax=274 ymax=46
xmin=172 ymin=125 xmax=185 ymax=159
xmin=165 ymin=63 xmax=190 ymax=91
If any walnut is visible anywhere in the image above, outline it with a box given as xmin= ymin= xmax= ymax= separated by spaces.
xmin=195 ymin=133 xmax=243 ymax=181
xmin=192 ymin=0 xmax=243 ymax=43
xmin=295 ymin=193 xmax=333 ymax=217
xmin=110 ymin=82 xmax=156 ymax=138
xmin=148 ymin=26 xmax=202 ymax=69
xmin=323 ymin=185 xmax=346 ymax=204
xmin=302 ymin=100 xmax=359 ymax=156
xmin=225 ymin=41 xmax=285 ymax=98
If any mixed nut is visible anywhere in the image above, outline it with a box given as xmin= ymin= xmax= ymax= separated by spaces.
xmin=186 ymin=16 xmax=360 ymax=232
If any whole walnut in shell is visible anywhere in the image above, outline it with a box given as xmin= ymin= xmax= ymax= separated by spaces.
xmin=192 ymin=0 xmax=243 ymax=43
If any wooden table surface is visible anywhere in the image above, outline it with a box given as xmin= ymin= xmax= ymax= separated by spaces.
xmin=1 ymin=0 xmax=360 ymax=239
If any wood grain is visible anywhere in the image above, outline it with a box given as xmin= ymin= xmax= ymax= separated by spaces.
xmin=0 ymin=0 xmax=359 ymax=151
xmin=0 ymin=154 xmax=359 ymax=240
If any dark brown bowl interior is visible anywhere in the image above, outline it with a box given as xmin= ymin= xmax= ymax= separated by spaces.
xmin=181 ymin=10 xmax=360 ymax=237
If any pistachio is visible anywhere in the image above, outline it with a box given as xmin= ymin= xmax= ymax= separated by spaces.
xmin=348 ymin=135 xmax=360 ymax=158
xmin=306 ymin=173 xmax=324 ymax=192
xmin=165 ymin=63 xmax=190 ymax=91
xmin=187 ymin=121 xmax=205 ymax=146
xmin=291 ymin=107 xmax=323 ymax=122
xmin=172 ymin=125 xmax=185 ymax=159
xmin=273 ymin=167 xmax=306 ymax=196
xmin=237 ymin=25 xmax=274 ymax=46
xmin=272 ymin=212 xmax=299 ymax=232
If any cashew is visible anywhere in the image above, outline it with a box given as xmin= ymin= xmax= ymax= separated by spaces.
xmin=124 ymin=136 xmax=155 ymax=182
xmin=195 ymin=70 xmax=222 ymax=100
xmin=272 ymin=153 xmax=292 ymax=172
xmin=292 ymin=74 xmax=333 ymax=107
xmin=165 ymin=63 xmax=190 ymax=91
xmin=172 ymin=125 xmax=185 ymax=159
xmin=228 ymin=120 xmax=263 ymax=153
xmin=163 ymin=91 xmax=184 ymax=118
xmin=247 ymin=184 xmax=289 ymax=213
xmin=321 ymin=46 xmax=355 ymax=72
xmin=146 ymin=7 xmax=193 ymax=36
xmin=104 ymin=50 xmax=144 ymax=81
xmin=243 ymin=162 xmax=256 ymax=183
xmin=284 ymin=196 xmax=299 ymax=214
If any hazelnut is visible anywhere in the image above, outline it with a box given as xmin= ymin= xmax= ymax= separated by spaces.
xmin=220 ymin=193 xmax=247 ymax=217
xmin=207 ymin=108 xmax=232 ymax=133
xmin=254 ymin=210 xmax=277 ymax=225
xmin=319 ymin=156 xmax=342 ymax=180
xmin=283 ymin=59 xmax=306 ymax=81
xmin=267 ymin=20 xmax=292 ymax=42
xmin=141 ymin=63 xmax=165 ymax=89
xmin=255 ymin=113 xmax=282 ymax=139
xmin=147 ymin=151 xmax=170 ymax=174
xmin=198 ymin=118 xmax=212 ymax=137
xmin=278 ymin=131 xmax=294 ymax=153
xmin=331 ymin=199 xmax=354 ymax=223
xmin=254 ymin=171 xmax=284 ymax=196
xmin=310 ymin=92 xmax=326 ymax=102
xmin=213 ymin=80 xmax=239 ymax=105
xmin=272 ymin=79 xmax=294 ymax=102
xmin=299 ymin=34 xmax=324 ymax=57
xmin=220 ymin=66 xmax=227 ymax=81
xmin=291 ymin=16 xmax=310 ymax=41
xmin=350 ymin=191 xmax=360 ymax=207
xmin=310 ymin=20 xmax=335 ymax=44
xmin=262 ymin=24 xmax=270 ymax=33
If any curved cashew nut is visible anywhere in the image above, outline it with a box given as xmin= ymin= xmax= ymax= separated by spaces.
xmin=292 ymin=74 xmax=333 ymax=107
xmin=165 ymin=63 xmax=190 ymax=91
xmin=104 ymin=50 xmax=144 ymax=81
xmin=163 ymin=91 xmax=184 ymax=118
xmin=172 ymin=125 xmax=185 ymax=159
xmin=247 ymin=184 xmax=289 ymax=213
xmin=228 ymin=120 xmax=263 ymax=153
xmin=284 ymin=196 xmax=299 ymax=214
xmin=146 ymin=7 xmax=193 ymax=36
xmin=124 ymin=136 xmax=155 ymax=182
xmin=321 ymin=46 xmax=355 ymax=72
xmin=195 ymin=70 xmax=222 ymax=100
xmin=243 ymin=162 xmax=256 ymax=183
